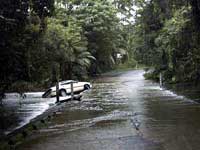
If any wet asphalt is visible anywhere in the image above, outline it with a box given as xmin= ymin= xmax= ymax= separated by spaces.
xmin=15 ymin=70 xmax=200 ymax=150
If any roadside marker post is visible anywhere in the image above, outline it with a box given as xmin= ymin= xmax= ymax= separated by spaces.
xmin=56 ymin=81 xmax=59 ymax=103
xmin=160 ymin=73 xmax=163 ymax=87
xmin=71 ymin=82 xmax=74 ymax=101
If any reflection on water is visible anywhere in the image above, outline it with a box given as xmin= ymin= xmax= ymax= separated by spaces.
xmin=11 ymin=70 xmax=200 ymax=150
xmin=1 ymin=92 xmax=56 ymax=134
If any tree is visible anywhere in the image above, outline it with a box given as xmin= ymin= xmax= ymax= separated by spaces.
xmin=132 ymin=0 xmax=200 ymax=84
xmin=44 ymin=16 xmax=95 ymax=81
xmin=0 ymin=0 xmax=54 ymax=92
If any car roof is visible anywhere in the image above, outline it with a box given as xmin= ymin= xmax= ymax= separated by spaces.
xmin=59 ymin=80 xmax=76 ymax=84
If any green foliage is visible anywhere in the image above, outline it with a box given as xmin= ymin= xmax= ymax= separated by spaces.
xmin=43 ymin=16 xmax=95 ymax=80
xmin=0 ymin=0 xmax=138 ymax=92
xmin=133 ymin=0 xmax=200 ymax=84
xmin=0 ymin=0 xmax=54 ymax=85
xmin=71 ymin=0 xmax=121 ymax=72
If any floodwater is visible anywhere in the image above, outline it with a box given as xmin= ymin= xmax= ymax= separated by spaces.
xmin=14 ymin=70 xmax=200 ymax=150
xmin=1 ymin=92 xmax=56 ymax=134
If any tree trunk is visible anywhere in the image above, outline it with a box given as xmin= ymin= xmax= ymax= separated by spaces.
xmin=190 ymin=0 xmax=200 ymax=31
xmin=51 ymin=62 xmax=57 ymax=85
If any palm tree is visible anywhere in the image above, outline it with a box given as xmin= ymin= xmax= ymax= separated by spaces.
xmin=45 ymin=17 xmax=96 ymax=80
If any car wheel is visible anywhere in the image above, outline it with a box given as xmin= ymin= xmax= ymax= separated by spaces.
xmin=84 ymin=84 xmax=90 ymax=90
xmin=59 ymin=89 xmax=67 ymax=97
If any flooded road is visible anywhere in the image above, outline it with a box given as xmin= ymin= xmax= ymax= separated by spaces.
xmin=18 ymin=70 xmax=200 ymax=150
xmin=1 ymin=92 xmax=56 ymax=135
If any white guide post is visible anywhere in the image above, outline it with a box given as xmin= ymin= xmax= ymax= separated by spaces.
xmin=160 ymin=72 xmax=163 ymax=87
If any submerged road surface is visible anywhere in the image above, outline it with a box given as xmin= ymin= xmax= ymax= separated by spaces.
xmin=18 ymin=70 xmax=200 ymax=150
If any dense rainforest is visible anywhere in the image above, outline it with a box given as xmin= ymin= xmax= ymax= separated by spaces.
xmin=133 ymin=0 xmax=200 ymax=84
xmin=0 ymin=0 xmax=136 ymax=93
xmin=1 ymin=0 xmax=200 ymax=94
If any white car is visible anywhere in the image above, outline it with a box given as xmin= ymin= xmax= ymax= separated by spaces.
xmin=42 ymin=80 xmax=92 ymax=98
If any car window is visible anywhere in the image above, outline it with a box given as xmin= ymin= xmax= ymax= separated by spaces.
xmin=60 ymin=83 xmax=70 ymax=85
xmin=60 ymin=80 xmax=77 ymax=85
